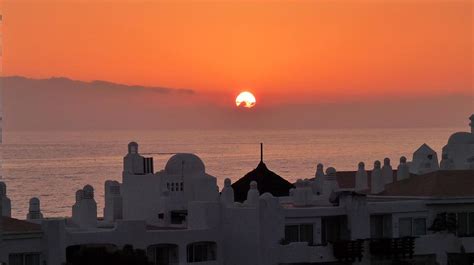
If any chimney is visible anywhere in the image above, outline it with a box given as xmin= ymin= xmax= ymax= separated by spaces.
xmin=355 ymin=162 xmax=368 ymax=191
xmin=371 ymin=161 xmax=384 ymax=194
xmin=397 ymin=156 xmax=410 ymax=181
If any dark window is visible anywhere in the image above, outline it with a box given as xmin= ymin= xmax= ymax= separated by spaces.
xmin=413 ymin=218 xmax=427 ymax=236
xmin=284 ymin=224 xmax=314 ymax=245
xmin=285 ymin=225 xmax=299 ymax=243
xmin=458 ymin=212 xmax=469 ymax=236
xmin=171 ymin=211 xmax=187 ymax=224
xmin=371 ymin=215 xmax=384 ymax=238
xmin=9 ymin=253 xmax=40 ymax=265
xmin=399 ymin=218 xmax=413 ymax=237
xmin=147 ymin=244 xmax=179 ymax=265
xmin=452 ymin=212 xmax=474 ymax=237
xmin=398 ymin=217 xmax=426 ymax=237
xmin=321 ymin=216 xmax=349 ymax=245
xmin=144 ymin=157 xmax=154 ymax=174
xmin=469 ymin=213 xmax=474 ymax=235
xmin=9 ymin=254 xmax=23 ymax=265
xmin=187 ymin=242 xmax=217 ymax=263
xmin=299 ymin=224 xmax=314 ymax=244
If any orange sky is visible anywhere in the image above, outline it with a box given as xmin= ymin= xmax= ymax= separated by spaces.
xmin=1 ymin=0 xmax=473 ymax=106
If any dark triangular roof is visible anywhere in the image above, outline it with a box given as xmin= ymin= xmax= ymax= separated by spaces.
xmin=232 ymin=161 xmax=294 ymax=202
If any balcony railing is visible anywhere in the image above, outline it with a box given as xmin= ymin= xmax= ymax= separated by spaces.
xmin=333 ymin=239 xmax=365 ymax=262
xmin=369 ymin=237 xmax=415 ymax=260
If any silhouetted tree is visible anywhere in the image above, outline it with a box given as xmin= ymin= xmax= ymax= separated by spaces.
xmin=66 ymin=244 xmax=150 ymax=265
xmin=429 ymin=212 xmax=457 ymax=234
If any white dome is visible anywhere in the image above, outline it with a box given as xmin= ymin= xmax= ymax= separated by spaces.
xmin=165 ymin=153 xmax=205 ymax=176
xmin=448 ymin=132 xmax=474 ymax=145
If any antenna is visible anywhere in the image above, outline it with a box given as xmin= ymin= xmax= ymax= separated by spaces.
xmin=260 ymin=143 xmax=263 ymax=163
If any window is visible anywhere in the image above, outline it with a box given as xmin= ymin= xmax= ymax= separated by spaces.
xmin=371 ymin=215 xmax=392 ymax=238
xmin=413 ymin=218 xmax=427 ymax=236
xmin=9 ymin=253 xmax=40 ymax=265
xmin=285 ymin=225 xmax=299 ymax=243
xmin=469 ymin=213 xmax=474 ymax=235
xmin=399 ymin=218 xmax=413 ymax=237
xmin=170 ymin=210 xmax=187 ymax=224
xmin=187 ymin=242 xmax=217 ymax=263
xmin=398 ymin=217 xmax=426 ymax=237
xmin=321 ymin=216 xmax=349 ymax=245
xmin=147 ymin=244 xmax=179 ymax=265
xmin=284 ymin=224 xmax=314 ymax=245
xmin=458 ymin=213 xmax=468 ymax=236
xmin=456 ymin=212 xmax=474 ymax=237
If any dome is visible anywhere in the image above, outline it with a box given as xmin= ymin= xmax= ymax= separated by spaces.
xmin=165 ymin=153 xmax=205 ymax=176
xmin=326 ymin=167 xmax=337 ymax=176
xmin=260 ymin=192 xmax=274 ymax=200
xmin=448 ymin=132 xmax=474 ymax=145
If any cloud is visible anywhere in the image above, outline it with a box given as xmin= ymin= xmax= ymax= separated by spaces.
xmin=1 ymin=76 xmax=196 ymax=131
xmin=3 ymin=76 xmax=194 ymax=94
xmin=2 ymin=76 xmax=472 ymax=131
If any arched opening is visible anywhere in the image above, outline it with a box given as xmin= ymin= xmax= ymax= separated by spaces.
xmin=186 ymin=241 xmax=217 ymax=263
xmin=147 ymin=244 xmax=179 ymax=265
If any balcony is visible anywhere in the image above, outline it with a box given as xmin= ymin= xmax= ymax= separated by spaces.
xmin=333 ymin=239 xmax=365 ymax=262
xmin=369 ymin=237 xmax=415 ymax=260
xmin=277 ymin=242 xmax=336 ymax=264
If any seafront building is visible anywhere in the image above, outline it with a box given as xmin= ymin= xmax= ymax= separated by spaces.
xmin=0 ymin=115 xmax=473 ymax=265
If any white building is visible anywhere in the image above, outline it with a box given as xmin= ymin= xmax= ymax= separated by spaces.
xmin=1 ymin=115 xmax=474 ymax=265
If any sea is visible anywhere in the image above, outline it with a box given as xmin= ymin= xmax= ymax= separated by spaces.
xmin=1 ymin=128 xmax=461 ymax=218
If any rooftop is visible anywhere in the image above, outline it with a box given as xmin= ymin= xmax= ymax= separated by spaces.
xmin=379 ymin=170 xmax=474 ymax=197
xmin=335 ymin=169 xmax=474 ymax=197
xmin=232 ymin=161 xmax=294 ymax=202
xmin=1 ymin=216 xmax=42 ymax=234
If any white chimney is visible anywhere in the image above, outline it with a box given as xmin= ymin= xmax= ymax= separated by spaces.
xmin=221 ymin=178 xmax=235 ymax=206
xmin=355 ymin=162 xmax=368 ymax=191
xmin=397 ymin=156 xmax=410 ymax=180
xmin=382 ymin=158 xmax=393 ymax=184
xmin=371 ymin=161 xmax=384 ymax=194
xmin=245 ymin=181 xmax=260 ymax=206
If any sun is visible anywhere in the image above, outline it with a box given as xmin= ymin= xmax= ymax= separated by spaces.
xmin=235 ymin=91 xmax=256 ymax=108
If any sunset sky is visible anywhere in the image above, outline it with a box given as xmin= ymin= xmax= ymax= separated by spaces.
xmin=1 ymin=0 xmax=473 ymax=130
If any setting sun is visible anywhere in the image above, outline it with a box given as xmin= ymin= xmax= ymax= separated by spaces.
xmin=236 ymin=91 xmax=256 ymax=108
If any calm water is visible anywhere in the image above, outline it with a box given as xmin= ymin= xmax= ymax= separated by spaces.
xmin=1 ymin=128 xmax=461 ymax=218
